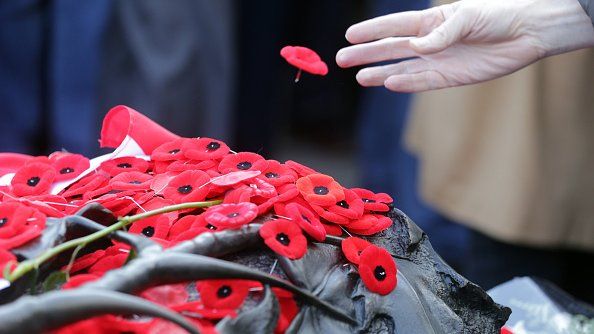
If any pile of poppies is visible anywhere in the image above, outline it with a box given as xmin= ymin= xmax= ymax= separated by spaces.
xmin=0 ymin=106 xmax=397 ymax=333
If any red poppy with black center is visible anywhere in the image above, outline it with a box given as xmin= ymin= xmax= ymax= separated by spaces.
xmin=296 ymin=173 xmax=345 ymax=207
xmin=284 ymin=203 xmax=326 ymax=242
xmin=351 ymin=188 xmax=393 ymax=212
xmin=311 ymin=188 xmax=364 ymax=224
xmin=168 ymin=214 xmax=220 ymax=241
xmin=49 ymin=153 xmax=90 ymax=182
xmin=258 ymin=160 xmax=297 ymax=187
xmin=151 ymin=138 xmax=190 ymax=162
xmin=259 ymin=219 xmax=307 ymax=259
xmin=109 ymin=171 xmax=152 ymax=191
xmin=203 ymin=202 xmax=258 ymax=229
xmin=128 ymin=215 xmax=170 ymax=240
xmin=347 ymin=214 xmax=393 ymax=236
xmin=61 ymin=173 xmax=109 ymax=198
xmin=0 ymin=202 xmax=46 ymax=250
xmin=162 ymin=170 xmax=210 ymax=203
xmin=198 ymin=279 xmax=258 ymax=310
xmin=99 ymin=156 xmax=149 ymax=176
xmin=359 ymin=245 xmax=397 ymax=295
xmin=11 ymin=162 xmax=56 ymax=197
xmin=341 ymin=237 xmax=372 ymax=265
xmin=280 ymin=46 xmax=328 ymax=75
xmin=182 ymin=137 xmax=230 ymax=161
xmin=218 ymin=152 xmax=268 ymax=174
xmin=284 ymin=160 xmax=317 ymax=177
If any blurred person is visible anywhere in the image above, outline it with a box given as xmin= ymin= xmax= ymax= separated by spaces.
xmin=337 ymin=0 xmax=594 ymax=302
xmin=355 ymin=0 xmax=471 ymax=273
xmin=0 ymin=0 xmax=111 ymax=156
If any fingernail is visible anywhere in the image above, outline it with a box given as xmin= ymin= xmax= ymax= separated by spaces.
xmin=336 ymin=51 xmax=348 ymax=66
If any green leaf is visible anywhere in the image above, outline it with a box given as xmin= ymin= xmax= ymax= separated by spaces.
xmin=42 ymin=271 xmax=68 ymax=292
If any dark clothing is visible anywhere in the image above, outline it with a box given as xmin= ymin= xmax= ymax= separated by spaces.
xmin=578 ymin=0 xmax=594 ymax=25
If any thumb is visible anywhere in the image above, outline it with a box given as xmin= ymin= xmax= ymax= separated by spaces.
xmin=410 ymin=13 xmax=466 ymax=54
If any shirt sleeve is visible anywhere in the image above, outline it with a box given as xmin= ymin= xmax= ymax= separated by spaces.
xmin=578 ymin=0 xmax=594 ymax=25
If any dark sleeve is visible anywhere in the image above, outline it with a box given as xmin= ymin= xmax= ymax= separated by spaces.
xmin=578 ymin=0 xmax=594 ymax=25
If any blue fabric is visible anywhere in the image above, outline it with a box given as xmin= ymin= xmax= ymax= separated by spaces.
xmin=357 ymin=0 xmax=470 ymax=271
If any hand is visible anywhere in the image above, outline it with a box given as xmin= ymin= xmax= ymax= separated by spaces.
xmin=336 ymin=0 xmax=594 ymax=92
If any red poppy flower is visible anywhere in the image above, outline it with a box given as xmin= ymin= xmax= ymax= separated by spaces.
xmin=223 ymin=185 xmax=254 ymax=204
xmin=280 ymin=46 xmax=328 ymax=76
xmin=172 ymin=300 xmax=237 ymax=320
xmin=99 ymin=156 xmax=149 ymax=176
xmin=61 ymin=173 xmax=109 ymax=198
xmin=341 ymin=237 xmax=372 ymax=265
xmin=347 ymin=214 xmax=393 ymax=235
xmin=169 ymin=214 xmax=216 ymax=240
xmin=284 ymin=160 xmax=317 ymax=177
xmin=203 ymin=202 xmax=258 ymax=229
xmin=258 ymin=160 xmax=297 ymax=187
xmin=359 ymin=245 xmax=397 ymax=295
xmin=351 ymin=188 xmax=393 ymax=212
xmin=62 ymin=274 xmax=100 ymax=289
xmin=142 ymin=197 xmax=178 ymax=222
xmin=128 ymin=215 xmax=171 ymax=240
xmin=100 ymin=105 xmax=180 ymax=154
xmin=284 ymin=203 xmax=326 ymax=242
xmin=0 ymin=248 xmax=17 ymax=273
xmin=182 ymin=137 xmax=230 ymax=161
xmin=273 ymin=288 xmax=299 ymax=334
xmin=151 ymin=138 xmax=191 ymax=162
xmin=311 ymin=188 xmax=364 ymax=225
xmin=218 ymin=152 xmax=268 ymax=174
xmin=322 ymin=223 xmax=343 ymax=237
xmin=259 ymin=219 xmax=307 ymax=259
xmin=0 ymin=153 xmax=33 ymax=177
xmin=198 ymin=279 xmax=259 ymax=310
xmin=296 ymin=173 xmax=344 ymax=207
xmin=0 ymin=202 xmax=46 ymax=250
xmin=67 ymin=249 xmax=106 ymax=274
xmin=49 ymin=153 xmax=90 ymax=182
xmin=10 ymin=162 xmax=56 ymax=197
xmin=88 ymin=247 xmax=128 ymax=275
xmin=167 ymin=159 xmax=217 ymax=172
xmin=162 ymin=170 xmax=210 ymax=203
xmin=109 ymin=171 xmax=152 ymax=191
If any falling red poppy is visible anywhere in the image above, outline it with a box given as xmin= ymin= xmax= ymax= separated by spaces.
xmin=162 ymin=170 xmax=210 ymax=203
xmin=0 ymin=202 xmax=46 ymax=250
xmin=296 ymin=173 xmax=345 ymax=207
xmin=197 ymin=279 xmax=258 ymax=310
xmin=218 ymin=152 xmax=268 ymax=174
xmin=203 ymin=202 xmax=258 ymax=229
xmin=281 ymin=46 xmax=328 ymax=82
xmin=341 ymin=237 xmax=372 ymax=265
xmin=284 ymin=203 xmax=326 ymax=242
xmin=182 ymin=137 xmax=230 ymax=161
xmin=49 ymin=153 xmax=90 ymax=182
xmin=108 ymin=171 xmax=152 ymax=191
xmin=259 ymin=219 xmax=307 ymax=259
xmin=347 ymin=214 xmax=393 ymax=236
xmin=359 ymin=245 xmax=397 ymax=296
xmin=151 ymin=138 xmax=191 ymax=162
xmin=99 ymin=156 xmax=149 ymax=176
xmin=11 ymin=162 xmax=56 ymax=197
xmin=351 ymin=188 xmax=393 ymax=212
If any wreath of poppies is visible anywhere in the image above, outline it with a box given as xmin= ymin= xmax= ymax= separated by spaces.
xmin=0 ymin=105 xmax=397 ymax=333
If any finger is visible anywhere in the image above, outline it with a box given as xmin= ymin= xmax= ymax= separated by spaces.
xmin=356 ymin=59 xmax=429 ymax=87
xmin=384 ymin=71 xmax=449 ymax=93
xmin=336 ymin=37 xmax=417 ymax=68
xmin=345 ymin=9 xmax=442 ymax=44
xmin=410 ymin=8 xmax=466 ymax=54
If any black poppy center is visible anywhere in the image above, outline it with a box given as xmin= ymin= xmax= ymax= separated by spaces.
xmin=142 ymin=226 xmax=155 ymax=237
xmin=217 ymin=285 xmax=232 ymax=298
xmin=0 ymin=218 xmax=7 ymax=227
xmin=117 ymin=163 xmax=132 ymax=168
xmin=337 ymin=200 xmax=349 ymax=209
xmin=276 ymin=233 xmax=291 ymax=246
xmin=129 ymin=180 xmax=142 ymax=185
xmin=265 ymin=172 xmax=279 ymax=179
xmin=374 ymin=265 xmax=387 ymax=281
xmin=27 ymin=176 xmax=40 ymax=187
xmin=227 ymin=212 xmax=240 ymax=218
xmin=236 ymin=161 xmax=252 ymax=170
xmin=168 ymin=149 xmax=180 ymax=154
xmin=313 ymin=186 xmax=329 ymax=195
xmin=301 ymin=215 xmax=311 ymax=224
xmin=177 ymin=185 xmax=193 ymax=194
xmin=206 ymin=223 xmax=217 ymax=230
xmin=60 ymin=167 xmax=74 ymax=174
xmin=363 ymin=198 xmax=376 ymax=203
xmin=206 ymin=141 xmax=221 ymax=151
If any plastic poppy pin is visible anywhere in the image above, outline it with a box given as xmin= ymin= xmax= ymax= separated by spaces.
xmin=280 ymin=46 xmax=328 ymax=83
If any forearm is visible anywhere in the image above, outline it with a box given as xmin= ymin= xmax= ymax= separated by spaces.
xmin=577 ymin=0 xmax=594 ymax=25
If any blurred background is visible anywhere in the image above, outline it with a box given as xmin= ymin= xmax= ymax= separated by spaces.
xmin=1 ymin=0 xmax=592 ymax=304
